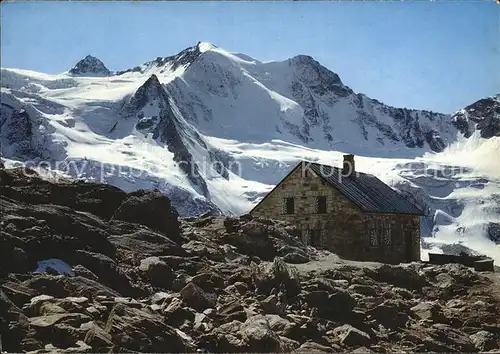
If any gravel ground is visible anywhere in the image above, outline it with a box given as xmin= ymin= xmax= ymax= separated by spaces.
xmin=289 ymin=250 xmax=384 ymax=274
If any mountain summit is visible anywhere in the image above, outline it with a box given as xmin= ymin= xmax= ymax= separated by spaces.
xmin=69 ymin=55 xmax=111 ymax=76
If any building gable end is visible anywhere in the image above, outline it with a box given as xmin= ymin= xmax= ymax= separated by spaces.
xmin=249 ymin=162 xmax=303 ymax=214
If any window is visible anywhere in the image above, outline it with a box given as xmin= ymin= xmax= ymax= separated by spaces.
xmin=282 ymin=197 xmax=295 ymax=215
xmin=315 ymin=196 xmax=327 ymax=214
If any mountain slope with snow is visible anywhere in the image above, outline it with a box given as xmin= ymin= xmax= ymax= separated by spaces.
xmin=1 ymin=42 xmax=498 ymax=261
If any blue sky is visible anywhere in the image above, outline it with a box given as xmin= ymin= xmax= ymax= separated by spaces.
xmin=1 ymin=1 xmax=498 ymax=113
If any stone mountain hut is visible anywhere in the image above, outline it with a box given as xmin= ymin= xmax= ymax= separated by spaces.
xmin=249 ymin=155 xmax=424 ymax=263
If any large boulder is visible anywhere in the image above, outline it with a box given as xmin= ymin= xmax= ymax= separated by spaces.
xmin=251 ymin=258 xmax=301 ymax=297
xmin=83 ymin=322 xmax=114 ymax=351
xmin=364 ymin=264 xmax=427 ymax=290
xmin=367 ymin=300 xmax=409 ymax=329
xmin=139 ymin=256 xmax=174 ymax=289
xmin=108 ymin=228 xmax=184 ymax=260
xmin=202 ymin=315 xmax=283 ymax=352
xmin=425 ymin=323 xmax=477 ymax=352
xmin=469 ymin=330 xmax=498 ymax=351
xmin=111 ymin=189 xmax=181 ymax=242
xmin=180 ymin=282 xmax=216 ymax=311
xmin=223 ymin=219 xmax=278 ymax=261
xmin=238 ymin=315 xmax=283 ymax=352
xmin=74 ymin=250 xmax=136 ymax=296
xmin=105 ymin=303 xmax=192 ymax=352
xmin=0 ymin=168 xmax=127 ymax=220
xmin=23 ymin=274 xmax=120 ymax=298
xmin=410 ymin=301 xmax=445 ymax=322
xmin=304 ymin=288 xmax=356 ymax=320
xmin=294 ymin=341 xmax=333 ymax=353
xmin=0 ymin=289 xmax=32 ymax=352
xmin=331 ymin=324 xmax=372 ymax=347
xmin=0 ymin=197 xmax=117 ymax=275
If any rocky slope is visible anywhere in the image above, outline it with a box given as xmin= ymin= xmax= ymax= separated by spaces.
xmin=1 ymin=166 xmax=500 ymax=353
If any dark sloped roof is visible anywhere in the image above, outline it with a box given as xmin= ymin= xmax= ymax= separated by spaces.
xmin=308 ymin=162 xmax=424 ymax=215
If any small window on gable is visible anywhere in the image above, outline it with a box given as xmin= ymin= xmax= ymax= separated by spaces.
xmin=282 ymin=197 xmax=295 ymax=215
xmin=315 ymin=196 xmax=327 ymax=214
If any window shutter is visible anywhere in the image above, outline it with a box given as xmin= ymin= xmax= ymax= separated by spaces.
xmin=369 ymin=229 xmax=379 ymax=247
xmin=282 ymin=197 xmax=295 ymax=214
xmin=413 ymin=231 xmax=420 ymax=245
xmin=383 ymin=228 xmax=392 ymax=246
xmin=314 ymin=196 xmax=327 ymax=214
xmin=303 ymin=229 xmax=311 ymax=245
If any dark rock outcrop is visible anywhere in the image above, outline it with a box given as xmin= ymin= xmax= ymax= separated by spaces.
xmin=112 ymin=189 xmax=181 ymax=242
xmin=117 ymin=42 xmax=204 ymax=76
xmin=0 ymin=167 xmax=127 ymax=219
xmin=121 ymin=74 xmax=210 ymax=199
xmin=69 ymin=55 xmax=111 ymax=77
xmin=0 ymin=94 xmax=60 ymax=160
xmin=487 ymin=222 xmax=500 ymax=244
xmin=452 ymin=95 xmax=500 ymax=139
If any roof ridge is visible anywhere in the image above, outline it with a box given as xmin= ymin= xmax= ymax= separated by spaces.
xmin=304 ymin=160 xmax=374 ymax=177
xmin=249 ymin=160 xmax=424 ymax=216
xmin=309 ymin=162 xmax=423 ymax=215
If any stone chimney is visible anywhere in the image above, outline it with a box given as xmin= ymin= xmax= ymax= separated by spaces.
xmin=342 ymin=154 xmax=355 ymax=177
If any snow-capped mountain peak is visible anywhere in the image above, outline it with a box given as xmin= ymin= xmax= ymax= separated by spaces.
xmin=196 ymin=41 xmax=218 ymax=53
xmin=121 ymin=74 xmax=167 ymax=116
xmin=69 ymin=54 xmax=111 ymax=76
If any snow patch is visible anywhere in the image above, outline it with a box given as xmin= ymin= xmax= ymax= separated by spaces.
xmin=35 ymin=259 xmax=75 ymax=276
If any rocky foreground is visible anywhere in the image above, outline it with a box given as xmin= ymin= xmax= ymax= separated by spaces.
xmin=1 ymin=166 xmax=500 ymax=353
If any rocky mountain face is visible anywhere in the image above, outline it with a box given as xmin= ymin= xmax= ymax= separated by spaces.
xmin=116 ymin=42 xmax=205 ymax=76
xmin=452 ymin=95 xmax=500 ymax=139
xmin=69 ymin=55 xmax=111 ymax=77
xmin=1 ymin=166 xmax=500 ymax=353
xmin=278 ymin=54 xmax=451 ymax=152
xmin=0 ymin=91 xmax=65 ymax=161
xmin=119 ymin=73 xmax=224 ymax=201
